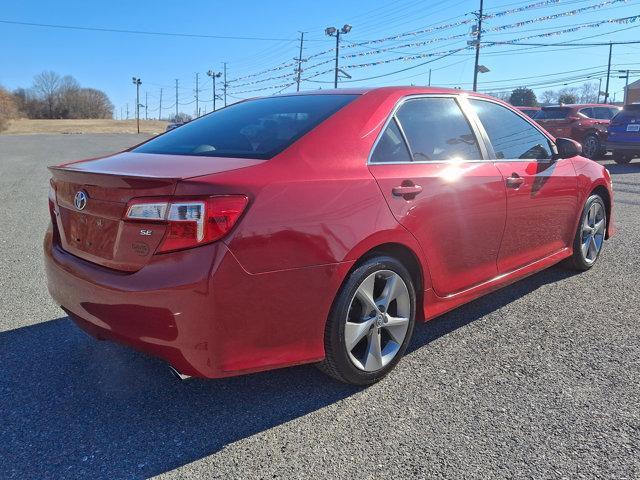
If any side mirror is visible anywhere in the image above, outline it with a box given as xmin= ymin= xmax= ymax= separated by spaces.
xmin=555 ymin=137 xmax=582 ymax=159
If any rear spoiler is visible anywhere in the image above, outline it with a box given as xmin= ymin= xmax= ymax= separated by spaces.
xmin=48 ymin=166 xmax=178 ymax=189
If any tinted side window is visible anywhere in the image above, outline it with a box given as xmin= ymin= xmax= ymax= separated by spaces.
xmin=370 ymin=119 xmax=411 ymax=163
xmin=579 ymin=108 xmax=594 ymax=118
xmin=395 ymin=97 xmax=481 ymax=161
xmin=593 ymin=107 xmax=616 ymax=120
xmin=470 ymin=99 xmax=552 ymax=160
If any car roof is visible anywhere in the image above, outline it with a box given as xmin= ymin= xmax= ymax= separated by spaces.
xmin=543 ymin=104 xmax=620 ymax=109
xmin=270 ymin=86 xmax=499 ymax=99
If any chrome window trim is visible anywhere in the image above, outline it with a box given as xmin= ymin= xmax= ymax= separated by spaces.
xmin=367 ymin=93 xmax=490 ymax=166
xmin=368 ymin=158 xmax=553 ymax=165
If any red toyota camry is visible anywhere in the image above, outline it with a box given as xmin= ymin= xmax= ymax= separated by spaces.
xmin=44 ymin=87 xmax=614 ymax=385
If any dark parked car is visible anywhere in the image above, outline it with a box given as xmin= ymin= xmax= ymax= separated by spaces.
xmin=534 ymin=104 xmax=621 ymax=159
xmin=607 ymin=104 xmax=640 ymax=164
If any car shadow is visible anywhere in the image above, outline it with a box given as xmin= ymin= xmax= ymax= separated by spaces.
xmin=407 ymin=265 xmax=578 ymax=354
xmin=0 ymin=265 xmax=578 ymax=479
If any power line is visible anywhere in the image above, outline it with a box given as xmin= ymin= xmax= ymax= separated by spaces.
xmin=306 ymin=47 xmax=468 ymax=83
xmin=0 ymin=19 xmax=312 ymax=42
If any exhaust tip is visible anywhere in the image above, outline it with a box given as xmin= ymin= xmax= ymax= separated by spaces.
xmin=169 ymin=366 xmax=192 ymax=381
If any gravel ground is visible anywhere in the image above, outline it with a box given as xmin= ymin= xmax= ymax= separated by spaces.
xmin=0 ymin=134 xmax=638 ymax=480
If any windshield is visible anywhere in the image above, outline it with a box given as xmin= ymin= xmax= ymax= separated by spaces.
xmin=133 ymin=94 xmax=358 ymax=159
xmin=535 ymin=108 xmax=572 ymax=120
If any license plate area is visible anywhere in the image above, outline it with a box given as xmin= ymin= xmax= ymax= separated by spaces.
xmin=626 ymin=124 xmax=640 ymax=132
xmin=60 ymin=208 xmax=120 ymax=260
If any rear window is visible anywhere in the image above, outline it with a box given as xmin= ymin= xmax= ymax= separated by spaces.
xmin=534 ymin=108 xmax=572 ymax=120
xmin=133 ymin=94 xmax=357 ymax=159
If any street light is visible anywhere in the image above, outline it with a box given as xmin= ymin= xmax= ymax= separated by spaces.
xmin=207 ymin=70 xmax=222 ymax=111
xmin=132 ymin=77 xmax=142 ymax=134
xmin=476 ymin=65 xmax=490 ymax=74
xmin=325 ymin=24 xmax=352 ymax=89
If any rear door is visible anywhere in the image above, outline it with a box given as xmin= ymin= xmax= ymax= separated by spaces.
xmin=468 ymin=98 xmax=579 ymax=273
xmin=368 ymin=95 xmax=507 ymax=296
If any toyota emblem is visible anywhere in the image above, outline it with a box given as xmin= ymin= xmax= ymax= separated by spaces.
xmin=74 ymin=190 xmax=88 ymax=210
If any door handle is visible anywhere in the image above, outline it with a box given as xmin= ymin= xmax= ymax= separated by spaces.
xmin=506 ymin=174 xmax=525 ymax=189
xmin=392 ymin=183 xmax=423 ymax=199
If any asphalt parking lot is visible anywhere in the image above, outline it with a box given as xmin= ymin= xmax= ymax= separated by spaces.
xmin=0 ymin=133 xmax=638 ymax=479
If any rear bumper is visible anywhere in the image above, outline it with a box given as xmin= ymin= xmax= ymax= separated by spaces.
xmin=605 ymin=141 xmax=640 ymax=152
xmin=44 ymin=227 xmax=346 ymax=378
xmin=45 ymin=227 xmax=222 ymax=377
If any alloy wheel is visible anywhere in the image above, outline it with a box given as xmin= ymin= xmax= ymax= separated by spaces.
xmin=344 ymin=270 xmax=411 ymax=372
xmin=583 ymin=135 xmax=599 ymax=159
xmin=581 ymin=201 xmax=606 ymax=264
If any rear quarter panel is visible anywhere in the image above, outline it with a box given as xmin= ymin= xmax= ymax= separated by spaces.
xmin=570 ymin=156 xmax=615 ymax=237
xmin=179 ymin=89 xmax=429 ymax=278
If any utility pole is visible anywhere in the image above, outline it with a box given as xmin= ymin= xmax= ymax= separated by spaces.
xmin=120 ymin=106 xmax=123 ymax=120
xmin=597 ymin=78 xmax=602 ymax=103
xmin=132 ymin=77 xmax=142 ymax=134
xmin=428 ymin=69 xmax=432 ymax=86
xmin=223 ymin=62 xmax=228 ymax=107
xmin=126 ymin=103 xmax=129 ymax=120
xmin=295 ymin=32 xmax=306 ymax=92
xmin=604 ymin=42 xmax=613 ymax=104
xmin=472 ymin=0 xmax=484 ymax=92
xmin=175 ymin=79 xmax=179 ymax=119
xmin=195 ymin=72 xmax=199 ymax=118
xmin=618 ymin=70 xmax=630 ymax=104
xmin=325 ymin=24 xmax=352 ymax=89
xmin=145 ymin=91 xmax=148 ymax=120
xmin=207 ymin=70 xmax=222 ymax=111
xmin=158 ymin=88 xmax=163 ymax=121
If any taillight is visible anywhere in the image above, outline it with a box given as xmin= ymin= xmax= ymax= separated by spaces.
xmin=125 ymin=195 xmax=248 ymax=253
xmin=48 ymin=180 xmax=57 ymax=217
xmin=48 ymin=180 xmax=61 ymax=242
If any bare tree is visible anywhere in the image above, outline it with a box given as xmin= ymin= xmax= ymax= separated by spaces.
xmin=32 ymin=71 xmax=62 ymax=118
xmin=540 ymin=90 xmax=556 ymax=105
xmin=0 ymin=86 xmax=19 ymax=132
xmin=16 ymin=72 xmax=114 ymax=119
xmin=579 ymin=82 xmax=599 ymax=103
xmin=63 ymin=88 xmax=113 ymax=119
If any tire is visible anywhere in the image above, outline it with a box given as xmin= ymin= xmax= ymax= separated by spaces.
xmin=583 ymin=134 xmax=602 ymax=160
xmin=566 ymin=194 xmax=607 ymax=271
xmin=318 ymin=255 xmax=416 ymax=385
xmin=613 ymin=150 xmax=632 ymax=164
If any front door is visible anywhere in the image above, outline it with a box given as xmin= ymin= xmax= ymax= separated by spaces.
xmin=368 ymin=96 xmax=507 ymax=296
xmin=468 ymin=98 xmax=579 ymax=273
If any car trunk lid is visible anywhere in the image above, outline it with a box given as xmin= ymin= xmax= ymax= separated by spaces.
xmin=49 ymin=152 xmax=264 ymax=272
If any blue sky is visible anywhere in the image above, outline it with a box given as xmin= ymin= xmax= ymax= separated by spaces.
xmin=2 ymin=0 xmax=639 ymax=118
